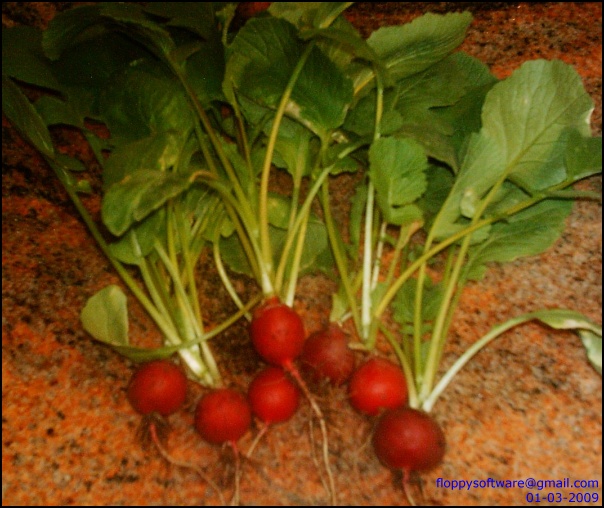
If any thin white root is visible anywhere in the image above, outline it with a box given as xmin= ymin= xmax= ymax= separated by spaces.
xmin=402 ymin=469 xmax=417 ymax=507
xmin=149 ymin=423 xmax=226 ymax=506
xmin=245 ymin=422 xmax=269 ymax=459
xmin=229 ymin=441 xmax=242 ymax=506
xmin=287 ymin=363 xmax=337 ymax=506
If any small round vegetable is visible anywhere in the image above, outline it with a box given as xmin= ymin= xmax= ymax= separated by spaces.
xmin=236 ymin=2 xmax=271 ymax=19
xmin=301 ymin=324 xmax=355 ymax=386
xmin=348 ymin=357 xmax=408 ymax=416
xmin=249 ymin=297 xmax=306 ymax=368
xmin=248 ymin=366 xmax=300 ymax=424
xmin=195 ymin=388 xmax=251 ymax=445
xmin=127 ymin=360 xmax=188 ymax=417
xmin=372 ymin=407 xmax=446 ymax=472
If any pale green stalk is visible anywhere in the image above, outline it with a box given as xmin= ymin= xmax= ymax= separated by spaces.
xmin=361 ymin=68 xmax=385 ymax=345
xmin=274 ymin=162 xmax=333 ymax=292
xmin=381 ymin=324 xmax=419 ymax=408
xmin=361 ymin=182 xmax=375 ymax=341
xmin=258 ymin=42 xmax=316 ymax=296
xmin=213 ymin=238 xmax=252 ymax=320
xmin=422 ymin=312 xmax=547 ymax=412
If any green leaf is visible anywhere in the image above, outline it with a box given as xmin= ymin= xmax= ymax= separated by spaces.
xmin=464 ymin=198 xmax=572 ymax=281
xmin=312 ymin=2 xmax=353 ymax=29
xmin=346 ymin=52 xmax=496 ymax=171
xmin=142 ymin=2 xmax=216 ymax=38
xmin=565 ymin=129 xmax=602 ymax=182
xmin=80 ymin=285 xmax=129 ymax=346
xmin=354 ymin=11 xmax=472 ymax=93
xmin=306 ymin=15 xmax=374 ymax=77
xmin=300 ymin=23 xmax=378 ymax=64
xmin=50 ymin=30 xmax=149 ymax=120
xmin=431 ymin=132 xmax=505 ymax=239
xmin=579 ymin=330 xmax=602 ymax=375
xmin=420 ymin=164 xmax=455 ymax=224
xmin=54 ymin=153 xmax=86 ymax=172
xmin=224 ymin=17 xmax=353 ymax=135
xmin=369 ymin=137 xmax=428 ymax=225
xmin=103 ymin=131 xmax=182 ymax=190
xmin=483 ymin=60 xmax=594 ymax=190
xmin=98 ymin=3 xmax=175 ymax=58
xmin=2 ymin=26 xmax=61 ymax=90
xmin=272 ymin=118 xmax=317 ymax=178
xmin=34 ymin=95 xmax=85 ymax=129
xmin=220 ymin=214 xmax=333 ymax=278
xmin=99 ymin=61 xmax=194 ymax=143
xmin=102 ymin=170 xmax=195 ymax=236
xmin=268 ymin=2 xmax=323 ymax=29
xmin=2 ymin=77 xmax=54 ymax=158
xmin=528 ymin=309 xmax=602 ymax=375
xmin=393 ymin=276 xmax=444 ymax=332
xmin=528 ymin=309 xmax=602 ymax=335
xmin=42 ymin=5 xmax=104 ymax=60
xmin=108 ymin=210 xmax=166 ymax=265
xmin=185 ymin=29 xmax=225 ymax=105
xmin=425 ymin=60 xmax=596 ymax=242
xmin=82 ymin=285 xmax=186 ymax=362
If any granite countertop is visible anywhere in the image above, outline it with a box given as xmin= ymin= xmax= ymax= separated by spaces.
xmin=2 ymin=2 xmax=602 ymax=506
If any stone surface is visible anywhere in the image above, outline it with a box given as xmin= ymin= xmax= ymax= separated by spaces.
xmin=2 ymin=3 xmax=602 ymax=505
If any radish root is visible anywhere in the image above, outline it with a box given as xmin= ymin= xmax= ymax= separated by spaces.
xmin=148 ymin=421 xmax=226 ymax=506
xmin=286 ymin=361 xmax=337 ymax=506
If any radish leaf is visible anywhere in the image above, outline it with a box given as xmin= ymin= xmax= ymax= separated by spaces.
xmin=81 ymin=285 xmax=129 ymax=346
xmin=369 ymin=137 xmax=428 ymax=225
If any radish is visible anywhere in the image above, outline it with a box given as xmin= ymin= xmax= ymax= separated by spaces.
xmin=236 ymin=2 xmax=271 ymax=20
xmin=348 ymin=357 xmax=408 ymax=416
xmin=301 ymin=324 xmax=355 ymax=386
xmin=249 ymin=297 xmax=306 ymax=369
xmin=127 ymin=360 xmax=188 ymax=417
xmin=249 ymin=299 xmax=336 ymax=505
xmin=195 ymin=388 xmax=252 ymax=506
xmin=127 ymin=360 xmax=225 ymax=503
xmin=372 ymin=407 xmax=445 ymax=472
xmin=248 ymin=366 xmax=300 ymax=424
xmin=195 ymin=388 xmax=252 ymax=445
xmin=246 ymin=366 xmax=300 ymax=459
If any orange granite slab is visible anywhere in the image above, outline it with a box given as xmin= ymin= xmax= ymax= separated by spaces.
xmin=2 ymin=3 xmax=602 ymax=505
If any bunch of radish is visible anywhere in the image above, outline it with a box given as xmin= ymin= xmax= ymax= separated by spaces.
xmin=125 ymin=299 xmax=446 ymax=506
xmin=247 ymin=297 xmax=337 ymax=504
xmin=126 ymin=360 xmax=226 ymax=505
xmin=347 ymin=356 xmax=446 ymax=505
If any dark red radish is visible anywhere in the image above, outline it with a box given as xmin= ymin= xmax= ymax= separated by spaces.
xmin=248 ymin=366 xmax=300 ymax=424
xmin=301 ymin=324 xmax=355 ymax=386
xmin=236 ymin=2 xmax=271 ymax=19
xmin=195 ymin=388 xmax=251 ymax=445
xmin=249 ymin=299 xmax=336 ymax=504
xmin=373 ymin=407 xmax=445 ymax=472
xmin=249 ymin=297 xmax=306 ymax=368
xmin=348 ymin=357 xmax=408 ymax=416
xmin=127 ymin=360 xmax=188 ymax=417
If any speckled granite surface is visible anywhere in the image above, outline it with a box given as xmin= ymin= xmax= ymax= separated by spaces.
xmin=2 ymin=3 xmax=602 ymax=506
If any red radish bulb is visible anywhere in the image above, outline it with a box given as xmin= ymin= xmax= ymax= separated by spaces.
xmin=348 ymin=357 xmax=408 ymax=416
xmin=373 ymin=407 xmax=446 ymax=472
xmin=127 ymin=360 xmax=188 ymax=417
xmin=248 ymin=366 xmax=300 ymax=424
xmin=236 ymin=2 xmax=271 ymax=19
xmin=195 ymin=389 xmax=251 ymax=445
xmin=249 ymin=297 xmax=306 ymax=368
xmin=301 ymin=324 xmax=355 ymax=386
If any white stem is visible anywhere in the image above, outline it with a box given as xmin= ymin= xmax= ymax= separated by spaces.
xmin=361 ymin=181 xmax=375 ymax=341
xmin=422 ymin=313 xmax=537 ymax=412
